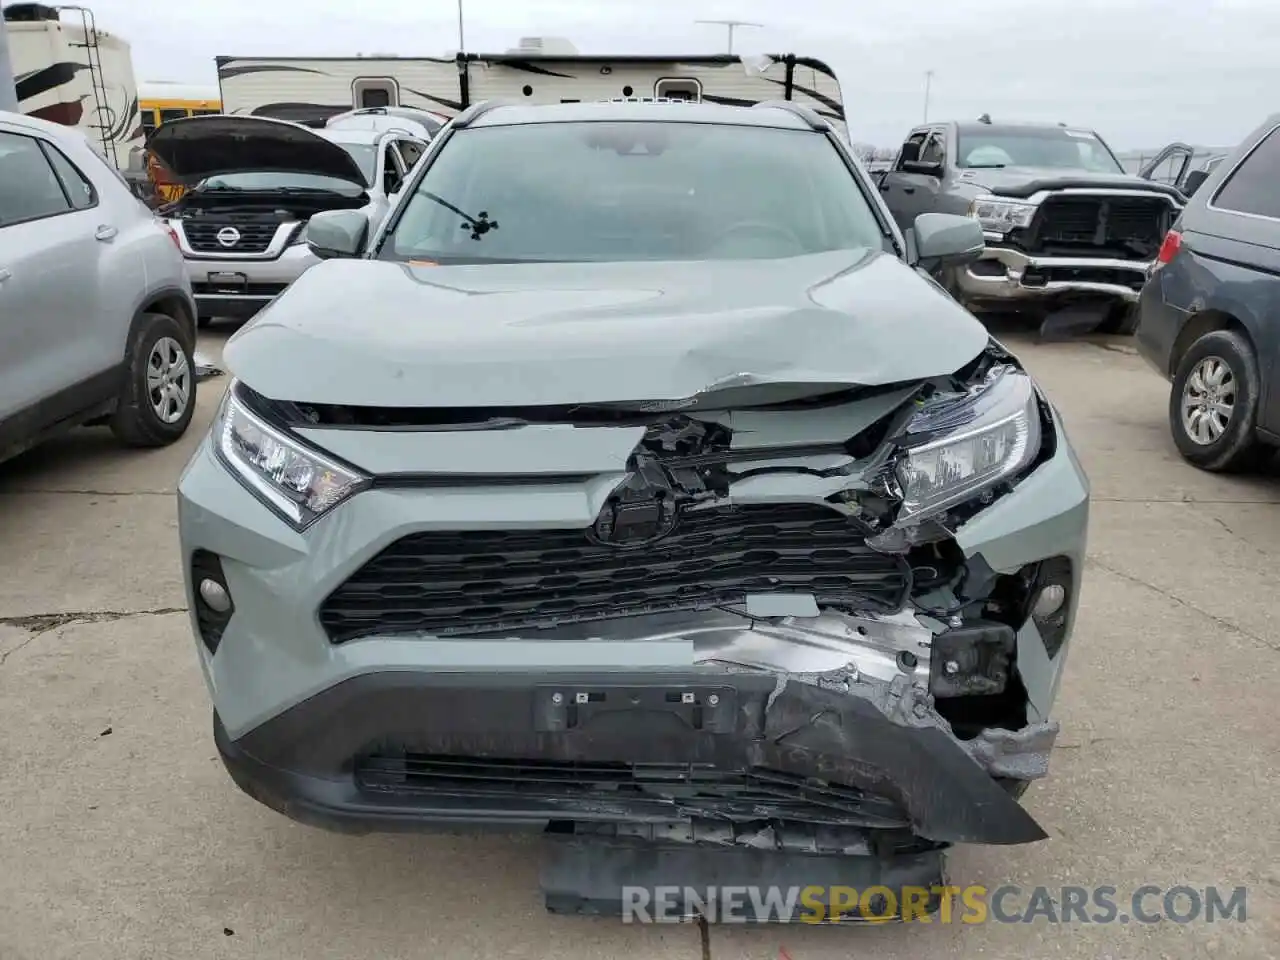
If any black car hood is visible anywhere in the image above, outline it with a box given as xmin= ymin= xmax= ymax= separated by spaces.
xmin=147 ymin=115 xmax=367 ymax=186
xmin=968 ymin=166 xmax=1184 ymax=202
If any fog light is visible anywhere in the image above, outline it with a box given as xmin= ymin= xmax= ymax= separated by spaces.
xmin=191 ymin=550 xmax=234 ymax=655
xmin=199 ymin=578 xmax=232 ymax=613
xmin=1032 ymin=583 xmax=1066 ymax=619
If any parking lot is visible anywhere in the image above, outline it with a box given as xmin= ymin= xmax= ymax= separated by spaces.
xmin=1 ymin=323 xmax=1277 ymax=960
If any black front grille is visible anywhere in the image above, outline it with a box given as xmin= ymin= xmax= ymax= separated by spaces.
xmin=183 ymin=219 xmax=284 ymax=254
xmin=1027 ymin=194 xmax=1169 ymax=259
xmin=320 ymin=503 xmax=909 ymax=642
xmin=355 ymin=754 xmax=910 ymax=828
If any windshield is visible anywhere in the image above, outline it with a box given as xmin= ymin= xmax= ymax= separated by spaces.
xmin=956 ymin=126 xmax=1123 ymax=173
xmin=380 ymin=121 xmax=887 ymax=263
xmin=198 ymin=171 xmax=367 ymax=194
xmin=197 ymin=140 xmax=375 ymax=193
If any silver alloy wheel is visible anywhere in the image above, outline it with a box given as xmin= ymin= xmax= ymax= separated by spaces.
xmin=1180 ymin=355 xmax=1236 ymax=446
xmin=146 ymin=336 xmax=191 ymax=425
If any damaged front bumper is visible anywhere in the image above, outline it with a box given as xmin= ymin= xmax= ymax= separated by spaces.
xmin=954 ymin=243 xmax=1150 ymax=312
xmin=180 ymin=402 xmax=1086 ymax=850
xmin=214 ymin=660 xmax=1055 ymax=845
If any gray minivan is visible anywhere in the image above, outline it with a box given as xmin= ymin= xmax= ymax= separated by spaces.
xmin=1135 ymin=113 xmax=1280 ymax=472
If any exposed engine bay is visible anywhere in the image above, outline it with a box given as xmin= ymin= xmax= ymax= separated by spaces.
xmin=162 ymin=189 xmax=368 ymax=256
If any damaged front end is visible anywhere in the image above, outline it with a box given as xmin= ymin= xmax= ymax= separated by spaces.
xmin=197 ymin=338 xmax=1087 ymax=918
xmin=953 ymin=187 xmax=1181 ymax=334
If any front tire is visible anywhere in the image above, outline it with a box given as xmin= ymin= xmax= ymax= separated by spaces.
xmin=1168 ymin=329 xmax=1267 ymax=472
xmin=109 ymin=312 xmax=197 ymax=448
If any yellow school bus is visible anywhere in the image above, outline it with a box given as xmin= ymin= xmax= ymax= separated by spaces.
xmin=139 ymin=82 xmax=222 ymax=201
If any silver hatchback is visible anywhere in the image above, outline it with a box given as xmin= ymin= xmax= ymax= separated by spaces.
xmin=152 ymin=115 xmax=427 ymax=324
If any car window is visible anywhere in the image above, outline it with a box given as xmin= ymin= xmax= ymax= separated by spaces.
xmin=0 ymin=131 xmax=72 ymax=226
xmin=337 ymin=143 xmax=376 ymax=185
xmin=957 ymin=126 xmax=1123 ymax=173
xmin=1212 ymin=126 xmax=1280 ymax=219
xmin=1146 ymin=154 xmax=1182 ymax=185
xmin=381 ymin=121 xmax=887 ymax=264
xmin=919 ymin=132 xmax=945 ymax=165
xmin=398 ymin=138 xmax=424 ymax=169
xmin=895 ymin=131 xmax=928 ymax=171
xmin=382 ymin=141 xmax=402 ymax=194
xmin=41 ymin=142 xmax=97 ymax=210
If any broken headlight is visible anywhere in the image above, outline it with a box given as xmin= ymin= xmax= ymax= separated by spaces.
xmin=894 ymin=366 xmax=1041 ymax=523
xmin=213 ymin=384 xmax=368 ymax=530
xmin=968 ymin=195 xmax=1038 ymax=233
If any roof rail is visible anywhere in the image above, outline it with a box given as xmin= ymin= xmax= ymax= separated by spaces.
xmin=451 ymin=100 xmax=513 ymax=129
xmin=751 ymin=100 xmax=829 ymax=132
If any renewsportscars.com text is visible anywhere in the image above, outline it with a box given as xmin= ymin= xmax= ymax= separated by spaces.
xmin=622 ymin=884 xmax=1249 ymax=924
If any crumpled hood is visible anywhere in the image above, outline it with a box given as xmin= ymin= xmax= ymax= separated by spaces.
xmin=224 ymin=249 xmax=990 ymax=407
xmin=971 ymin=166 xmax=1184 ymax=202
xmin=147 ymin=114 xmax=367 ymax=186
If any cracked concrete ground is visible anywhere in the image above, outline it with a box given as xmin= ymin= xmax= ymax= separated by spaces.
xmin=1 ymin=325 xmax=1278 ymax=960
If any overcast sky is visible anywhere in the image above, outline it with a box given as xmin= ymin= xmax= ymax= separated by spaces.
xmin=73 ymin=0 xmax=1279 ymax=149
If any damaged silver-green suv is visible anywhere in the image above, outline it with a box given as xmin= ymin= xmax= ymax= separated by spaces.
xmin=178 ymin=99 xmax=1089 ymax=920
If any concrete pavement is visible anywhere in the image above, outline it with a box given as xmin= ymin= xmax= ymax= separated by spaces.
xmin=0 ymin=326 xmax=1277 ymax=959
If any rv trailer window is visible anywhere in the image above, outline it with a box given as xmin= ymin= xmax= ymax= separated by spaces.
xmin=159 ymin=109 xmax=187 ymax=124
xmin=141 ymin=109 xmax=158 ymax=138
xmin=654 ymin=78 xmax=701 ymax=102
xmin=354 ymin=78 xmax=398 ymax=109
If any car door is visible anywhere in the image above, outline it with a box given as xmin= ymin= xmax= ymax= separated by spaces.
xmin=0 ymin=128 xmax=105 ymax=425
xmin=1139 ymin=142 xmax=1194 ymax=187
xmin=878 ymin=128 xmax=936 ymax=232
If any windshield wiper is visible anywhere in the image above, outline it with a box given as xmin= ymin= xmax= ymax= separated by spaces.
xmin=964 ymin=163 xmax=1007 ymax=169
xmin=419 ymin=190 xmax=499 ymax=240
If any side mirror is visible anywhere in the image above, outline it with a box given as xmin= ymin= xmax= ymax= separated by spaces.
xmin=1181 ymin=169 xmax=1210 ymax=197
xmin=899 ymin=141 xmax=922 ymax=164
xmin=913 ymin=212 xmax=984 ymax=268
xmin=306 ymin=209 xmax=370 ymax=260
xmin=903 ymin=159 xmax=943 ymax=177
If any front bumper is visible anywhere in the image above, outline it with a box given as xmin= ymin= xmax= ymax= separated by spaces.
xmin=179 ymin=239 xmax=319 ymax=319
xmin=178 ymin=407 xmax=1088 ymax=845
xmin=213 ymin=670 xmax=1052 ymax=844
xmin=954 ymin=243 xmax=1151 ymax=312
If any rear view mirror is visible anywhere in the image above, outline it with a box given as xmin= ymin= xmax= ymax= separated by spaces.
xmin=307 ymin=210 xmax=370 ymax=259
xmin=913 ymin=212 xmax=984 ymax=268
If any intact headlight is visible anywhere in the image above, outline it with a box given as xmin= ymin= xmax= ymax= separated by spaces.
xmin=894 ymin=366 xmax=1042 ymax=522
xmin=968 ymin=195 xmax=1038 ymax=233
xmin=213 ymin=384 xmax=367 ymax=529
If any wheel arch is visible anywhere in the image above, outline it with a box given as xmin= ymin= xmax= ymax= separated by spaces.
xmin=126 ymin=286 xmax=198 ymax=360
xmin=1168 ymin=309 xmax=1256 ymax=377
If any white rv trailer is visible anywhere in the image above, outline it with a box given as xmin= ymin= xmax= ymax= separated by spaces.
xmin=216 ymin=43 xmax=848 ymax=139
xmin=2 ymin=2 xmax=141 ymax=167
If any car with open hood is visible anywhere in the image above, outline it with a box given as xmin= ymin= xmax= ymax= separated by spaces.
xmin=177 ymin=100 xmax=1090 ymax=920
xmin=877 ymin=117 xmax=1184 ymax=334
xmin=151 ymin=115 xmax=427 ymax=324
